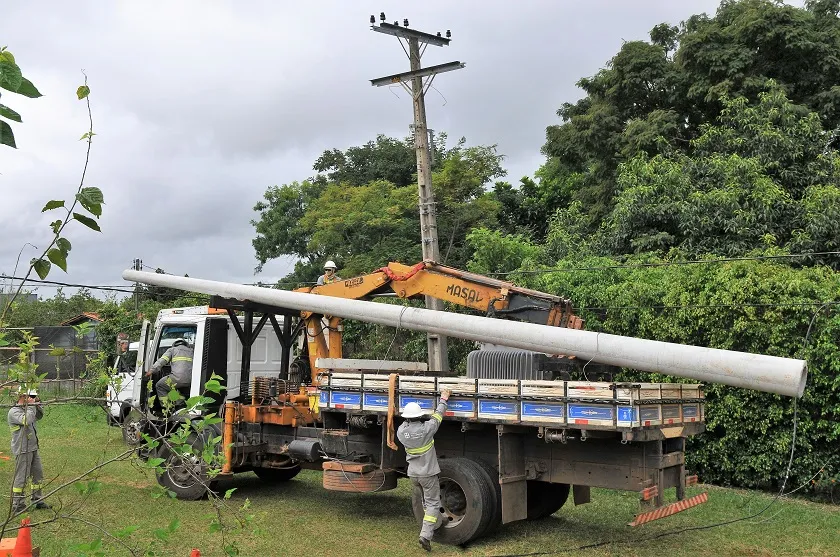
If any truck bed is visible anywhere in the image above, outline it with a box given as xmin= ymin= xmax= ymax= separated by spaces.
xmin=317 ymin=373 xmax=705 ymax=433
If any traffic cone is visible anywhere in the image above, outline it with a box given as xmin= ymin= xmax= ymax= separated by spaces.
xmin=11 ymin=518 xmax=31 ymax=557
xmin=190 ymin=550 xmax=200 ymax=557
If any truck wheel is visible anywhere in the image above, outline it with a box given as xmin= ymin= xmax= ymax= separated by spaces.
xmin=472 ymin=459 xmax=502 ymax=536
xmin=254 ymin=465 xmax=301 ymax=483
xmin=155 ymin=429 xmax=218 ymax=500
xmin=122 ymin=409 xmax=145 ymax=447
xmin=411 ymin=458 xmax=495 ymax=546
xmin=526 ymin=480 xmax=570 ymax=520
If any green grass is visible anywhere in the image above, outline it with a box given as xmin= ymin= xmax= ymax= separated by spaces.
xmin=0 ymin=405 xmax=837 ymax=556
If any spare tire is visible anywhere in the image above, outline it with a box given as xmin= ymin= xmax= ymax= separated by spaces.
xmin=254 ymin=465 xmax=302 ymax=483
xmin=526 ymin=480 xmax=570 ymax=520
xmin=411 ymin=458 xmax=496 ymax=546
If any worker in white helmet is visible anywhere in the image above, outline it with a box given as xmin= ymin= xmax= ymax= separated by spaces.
xmin=8 ymin=387 xmax=50 ymax=514
xmin=397 ymin=388 xmax=451 ymax=552
xmin=316 ymin=260 xmax=340 ymax=286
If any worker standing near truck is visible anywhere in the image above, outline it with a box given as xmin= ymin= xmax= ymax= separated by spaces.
xmin=398 ymin=388 xmax=451 ymax=552
xmin=8 ymin=388 xmax=50 ymax=514
xmin=145 ymin=338 xmax=194 ymax=405
xmin=316 ymin=260 xmax=340 ymax=285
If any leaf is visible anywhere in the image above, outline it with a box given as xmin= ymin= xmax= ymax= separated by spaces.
xmin=224 ymin=487 xmax=237 ymax=500
xmin=56 ymin=237 xmax=72 ymax=253
xmin=41 ymin=199 xmax=65 ymax=212
xmin=0 ymin=61 xmax=22 ymax=92
xmin=146 ymin=457 xmax=165 ymax=469
xmin=114 ymin=525 xmax=139 ymax=539
xmin=208 ymin=521 xmax=222 ymax=533
xmin=15 ymin=77 xmax=42 ymax=98
xmin=0 ymin=51 xmax=15 ymax=64
xmin=77 ymin=85 xmax=90 ymax=100
xmin=76 ymin=187 xmax=104 ymax=217
xmin=204 ymin=379 xmax=224 ymax=394
xmin=32 ymin=258 xmax=51 ymax=280
xmin=47 ymin=248 xmax=68 ymax=272
xmin=79 ymin=131 xmax=96 ymax=141
xmin=0 ymin=103 xmax=21 ymax=122
xmin=73 ymin=212 xmax=101 ymax=232
xmin=168 ymin=519 xmax=180 ymax=532
xmin=50 ymin=219 xmax=62 ymax=234
xmin=0 ymin=120 xmax=16 ymax=148
xmin=49 ymin=346 xmax=66 ymax=357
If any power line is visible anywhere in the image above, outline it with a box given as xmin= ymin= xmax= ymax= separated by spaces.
xmin=487 ymin=251 xmax=840 ymax=276
xmin=0 ymin=275 xmax=209 ymax=301
xmin=580 ymin=300 xmax=840 ymax=313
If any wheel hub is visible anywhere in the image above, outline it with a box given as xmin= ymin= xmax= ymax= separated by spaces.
xmin=167 ymin=452 xmax=205 ymax=489
xmin=439 ymin=478 xmax=467 ymax=528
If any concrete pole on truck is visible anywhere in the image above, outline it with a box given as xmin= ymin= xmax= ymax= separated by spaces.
xmin=370 ymin=15 xmax=465 ymax=373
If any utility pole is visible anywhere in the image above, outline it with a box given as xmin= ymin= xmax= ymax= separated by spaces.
xmin=133 ymin=258 xmax=142 ymax=314
xmin=370 ymin=13 xmax=464 ymax=373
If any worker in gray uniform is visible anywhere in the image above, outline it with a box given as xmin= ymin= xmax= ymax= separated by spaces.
xmin=145 ymin=338 xmax=194 ymax=405
xmin=397 ymin=388 xmax=451 ymax=552
xmin=8 ymin=388 xmax=50 ymax=514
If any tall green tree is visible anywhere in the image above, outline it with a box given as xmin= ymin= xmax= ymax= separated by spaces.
xmin=502 ymin=0 xmax=840 ymax=237
xmin=251 ymin=135 xmax=505 ymax=287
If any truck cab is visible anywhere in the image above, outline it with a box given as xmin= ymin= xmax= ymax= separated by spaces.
xmin=132 ymin=305 xmax=290 ymax=417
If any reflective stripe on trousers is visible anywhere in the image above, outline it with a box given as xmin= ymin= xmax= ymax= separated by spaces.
xmin=412 ymin=475 xmax=441 ymax=541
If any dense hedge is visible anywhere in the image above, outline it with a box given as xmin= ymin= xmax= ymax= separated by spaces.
xmin=525 ymin=255 xmax=839 ymax=491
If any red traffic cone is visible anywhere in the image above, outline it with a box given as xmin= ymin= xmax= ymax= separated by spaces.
xmin=11 ymin=518 xmax=32 ymax=556
xmin=190 ymin=550 xmax=200 ymax=557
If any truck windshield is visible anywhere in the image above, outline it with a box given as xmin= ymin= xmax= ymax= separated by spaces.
xmin=156 ymin=325 xmax=197 ymax=360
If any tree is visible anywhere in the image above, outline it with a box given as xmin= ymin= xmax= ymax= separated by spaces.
xmin=506 ymin=0 xmax=840 ymax=237
xmin=599 ymin=84 xmax=840 ymax=267
xmin=251 ymin=134 xmax=506 ymax=286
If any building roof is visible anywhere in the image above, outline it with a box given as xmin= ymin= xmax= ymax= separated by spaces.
xmin=60 ymin=312 xmax=103 ymax=326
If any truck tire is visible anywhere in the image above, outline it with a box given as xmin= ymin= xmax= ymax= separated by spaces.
xmin=472 ymin=458 xmax=502 ymax=536
xmin=155 ymin=428 xmax=219 ymax=500
xmin=122 ymin=409 xmax=145 ymax=447
xmin=254 ymin=465 xmax=302 ymax=483
xmin=526 ymin=480 xmax=570 ymax=520
xmin=411 ymin=458 xmax=495 ymax=546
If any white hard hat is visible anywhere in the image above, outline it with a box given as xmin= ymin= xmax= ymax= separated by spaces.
xmin=401 ymin=402 xmax=424 ymax=419
xmin=17 ymin=387 xmax=37 ymax=397
xmin=324 ymin=260 xmax=337 ymax=270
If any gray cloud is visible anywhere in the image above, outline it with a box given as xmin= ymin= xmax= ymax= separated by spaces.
xmin=1 ymin=0 xmax=721 ymax=300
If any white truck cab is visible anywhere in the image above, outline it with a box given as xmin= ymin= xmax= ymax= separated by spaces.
xmin=132 ymin=305 xmax=289 ymax=417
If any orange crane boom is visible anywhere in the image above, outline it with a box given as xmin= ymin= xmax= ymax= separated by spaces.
xmin=294 ymin=261 xmax=584 ymax=379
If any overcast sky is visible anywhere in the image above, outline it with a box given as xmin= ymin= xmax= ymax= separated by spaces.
xmin=0 ymin=0 xmax=725 ymax=300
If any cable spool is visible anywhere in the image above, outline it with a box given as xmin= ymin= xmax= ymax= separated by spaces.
xmin=322 ymin=465 xmax=397 ymax=492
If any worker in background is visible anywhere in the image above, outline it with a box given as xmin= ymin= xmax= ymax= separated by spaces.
xmin=316 ymin=260 xmax=340 ymax=285
xmin=8 ymin=387 xmax=50 ymax=514
xmin=145 ymin=338 xmax=193 ymax=406
xmin=397 ymin=388 xmax=451 ymax=552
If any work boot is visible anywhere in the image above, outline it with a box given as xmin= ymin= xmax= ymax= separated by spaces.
xmin=11 ymin=502 xmax=26 ymax=515
xmin=32 ymin=499 xmax=51 ymax=510
xmin=418 ymin=537 xmax=431 ymax=552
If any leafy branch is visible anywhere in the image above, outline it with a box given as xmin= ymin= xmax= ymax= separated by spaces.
xmin=0 ymin=73 xmax=102 ymax=328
